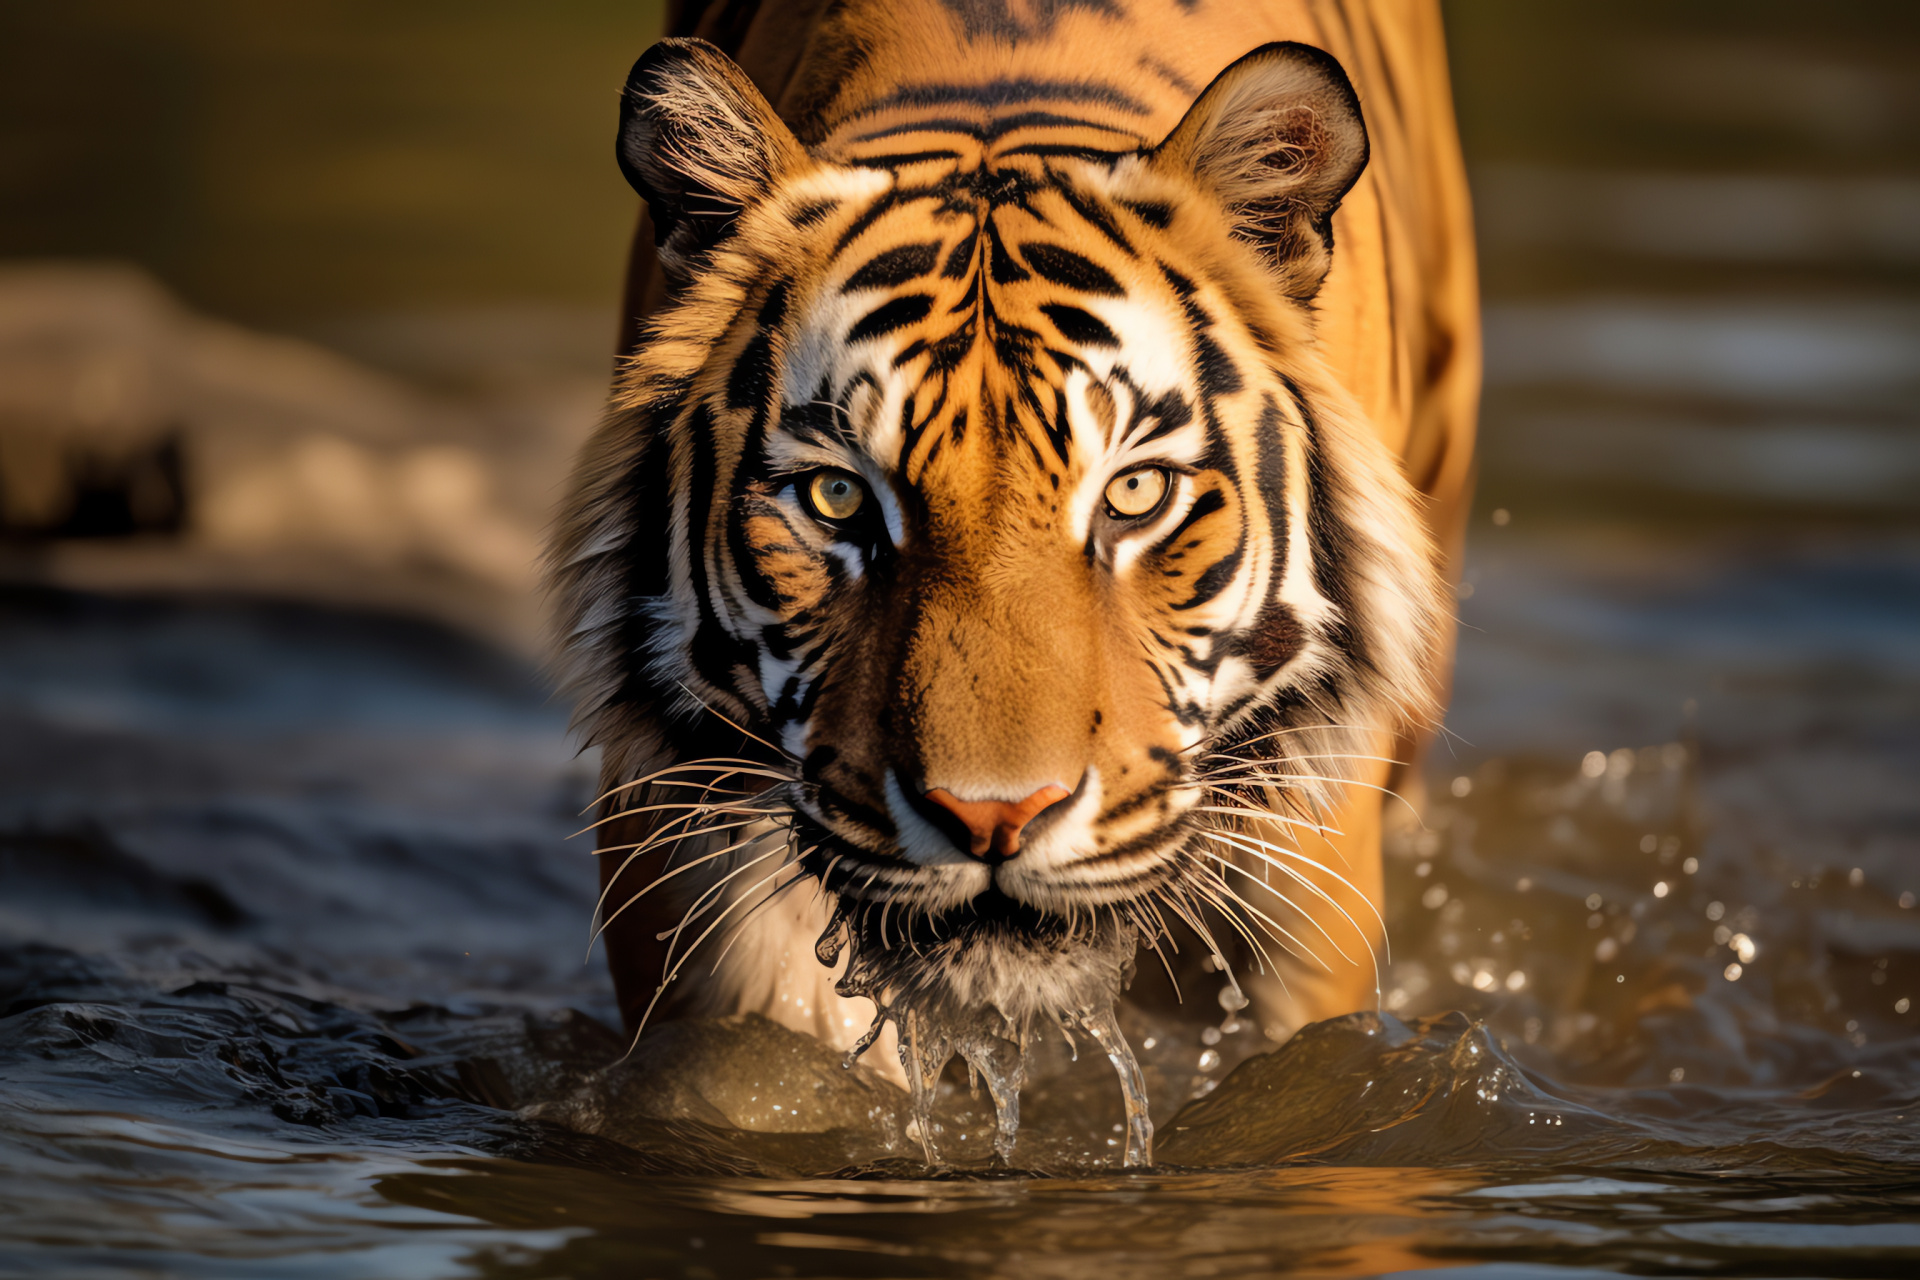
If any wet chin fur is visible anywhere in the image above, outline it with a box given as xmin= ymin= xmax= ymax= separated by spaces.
xmin=831 ymin=893 xmax=1139 ymax=1031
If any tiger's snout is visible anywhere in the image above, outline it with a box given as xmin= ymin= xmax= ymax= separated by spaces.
xmin=920 ymin=782 xmax=1074 ymax=861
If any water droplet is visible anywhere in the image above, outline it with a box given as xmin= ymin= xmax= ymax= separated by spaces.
xmin=1198 ymin=1049 xmax=1221 ymax=1071
xmin=1683 ymin=857 xmax=1699 ymax=875
xmin=1653 ymin=881 xmax=1670 ymax=898
xmin=1585 ymin=893 xmax=1604 ymax=911
xmin=1450 ymin=775 xmax=1473 ymax=798
xmin=1897 ymin=998 xmax=1911 ymax=1014
xmin=1706 ymin=901 xmax=1725 ymax=921
xmin=1581 ymin=751 xmax=1607 ymax=778
xmin=1669 ymin=1067 xmax=1685 ymax=1083
xmin=1724 ymin=962 xmax=1743 ymax=982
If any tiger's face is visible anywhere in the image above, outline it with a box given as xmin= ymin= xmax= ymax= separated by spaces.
xmin=555 ymin=39 xmax=1444 ymax=1025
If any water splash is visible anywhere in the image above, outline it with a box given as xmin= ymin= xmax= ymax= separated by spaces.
xmin=822 ymin=898 xmax=1154 ymax=1167
xmin=891 ymin=1002 xmax=1026 ymax=1162
xmin=1077 ymin=1003 xmax=1154 ymax=1166
xmin=845 ymin=996 xmax=1155 ymax=1167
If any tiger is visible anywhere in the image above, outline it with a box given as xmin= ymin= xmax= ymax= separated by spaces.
xmin=548 ymin=0 xmax=1478 ymax=1151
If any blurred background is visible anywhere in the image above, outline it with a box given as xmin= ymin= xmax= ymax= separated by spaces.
xmin=0 ymin=0 xmax=666 ymax=649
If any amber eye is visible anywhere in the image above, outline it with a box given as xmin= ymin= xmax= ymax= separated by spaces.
xmin=1104 ymin=466 xmax=1169 ymax=518
xmin=805 ymin=469 xmax=867 ymax=522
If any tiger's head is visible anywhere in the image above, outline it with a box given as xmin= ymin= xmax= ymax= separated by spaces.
xmin=552 ymin=38 xmax=1445 ymax=1029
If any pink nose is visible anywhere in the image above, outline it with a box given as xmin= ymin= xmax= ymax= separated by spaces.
xmin=923 ymin=785 xmax=1071 ymax=860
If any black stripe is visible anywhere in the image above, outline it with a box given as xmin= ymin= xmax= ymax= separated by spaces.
xmin=1254 ymin=394 xmax=1291 ymax=584
xmin=1286 ymin=376 xmax=1363 ymax=665
xmin=941 ymin=226 xmax=979 ymax=278
xmin=790 ymin=198 xmax=839 ymax=228
xmin=843 ymin=241 xmax=942 ymax=292
xmin=1240 ymin=397 xmax=1303 ymax=678
xmin=1040 ymin=303 xmax=1117 ymax=347
xmin=1122 ymin=200 xmax=1173 ymax=228
xmin=779 ymin=400 xmax=850 ymax=447
xmin=726 ymin=282 xmax=788 ymax=412
xmin=847 ymin=293 xmax=934 ymax=343
xmin=1051 ymin=178 xmax=1135 ymax=256
xmin=995 ymin=143 xmax=1129 ymax=162
xmin=1149 ymin=487 xmax=1225 ymax=556
xmin=987 ymin=218 xmax=1030 ymax=283
xmin=851 ymin=116 xmax=991 ymax=142
xmin=1023 ymin=242 xmax=1124 ymax=295
xmin=845 ymin=148 xmax=966 ymax=169
xmin=728 ymin=495 xmax=794 ymax=614
xmin=854 ymin=110 xmax=1138 ymax=144
xmin=1170 ymin=535 xmax=1244 ymax=612
xmin=1132 ymin=389 xmax=1194 ymax=446
xmin=850 ymin=78 xmax=1149 ymax=118
xmin=683 ymin=404 xmax=761 ymax=700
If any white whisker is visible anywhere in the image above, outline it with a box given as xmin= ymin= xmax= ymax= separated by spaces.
xmin=591 ymin=826 xmax=783 ymax=955
xmin=1197 ymin=824 xmax=1390 ymax=963
xmin=588 ymin=758 xmax=798 ymax=811
xmin=673 ymin=679 xmax=800 ymax=762
xmin=1197 ymin=846 xmax=1344 ymax=970
xmin=707 ymin=848 xmax=819 ymax=974
xmin=627 ymin=855 xmax=799 ymax=1054
xmin=572 ymin=796 xmax=786 ymax=839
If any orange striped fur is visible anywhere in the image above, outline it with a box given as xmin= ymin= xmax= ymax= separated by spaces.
xmin=550 ymin=0 xmax=1478 ymax=1070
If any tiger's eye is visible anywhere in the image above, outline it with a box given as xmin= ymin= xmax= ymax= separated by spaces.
xmin=807 ymin=469 xmax=866 ymax=521
xmin=1104 ymin=467 xmax=1169 ymax=518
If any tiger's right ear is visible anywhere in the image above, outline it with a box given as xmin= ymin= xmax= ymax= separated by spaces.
xmin=1152 ymin=42 xmax=1369 ymax=303
xmin=617 ymin=38 xmax=807 ymax=285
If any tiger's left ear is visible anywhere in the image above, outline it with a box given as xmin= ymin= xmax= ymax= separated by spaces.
xmin=1153 ymin=42 xmax=1368 ymax=302
xmin=617 ymin=38 xmax=808 ymax=286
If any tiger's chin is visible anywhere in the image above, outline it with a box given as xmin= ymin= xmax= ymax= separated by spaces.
xmin=822 ymin=885 xmax=1142 ymax=1036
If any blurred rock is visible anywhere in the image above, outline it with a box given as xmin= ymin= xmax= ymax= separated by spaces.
xmin=0 ymin=262 xmax=604 ymax=651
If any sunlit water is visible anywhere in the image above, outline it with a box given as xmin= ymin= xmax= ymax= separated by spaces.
xmin=2 ymin=507 xmax=1917 ymax=1278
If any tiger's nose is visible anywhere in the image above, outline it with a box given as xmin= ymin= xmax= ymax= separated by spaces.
xmin=923 ymin=785 xmax=1072 ymax=861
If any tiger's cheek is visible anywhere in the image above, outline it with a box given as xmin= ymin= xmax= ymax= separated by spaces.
xmin=738 ymin=506 xmax=834 ymax=619
xmin=1138 ymin=478 xmax=1247 ymax=622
